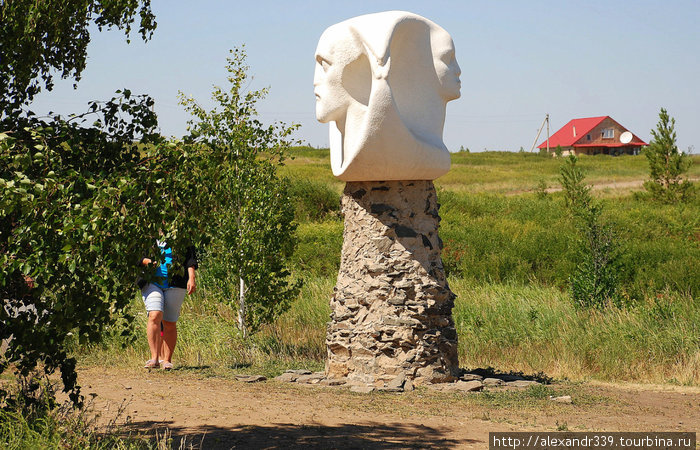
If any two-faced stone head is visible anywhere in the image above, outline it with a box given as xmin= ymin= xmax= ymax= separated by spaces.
xmin=314 ymin=11 xmax=461 ymax=181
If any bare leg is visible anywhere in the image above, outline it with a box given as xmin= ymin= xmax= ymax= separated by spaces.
xmin=161 ymin=320 xmax=177 ymax=363
xmin=147 ymin=310 xmax=163 ymax=363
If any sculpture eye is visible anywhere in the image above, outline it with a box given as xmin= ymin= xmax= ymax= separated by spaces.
xmin=316 ymin=55 xmax=331 ymax=71
xmin=441 ymin=50 xmax=455 ymax=64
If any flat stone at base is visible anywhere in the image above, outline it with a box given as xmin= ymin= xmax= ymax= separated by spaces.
xmin=296 ymin=373 xmax=324 ymax=384
xmin=455 ymin=380 xmax=484 ymax=392
xmin=460 ymin=374 xmax=484 ymax=382
xmin=429 ymin=380 xmax=483 ymax=392
xmin=235 ymin=375 xmax=267 ymax=383
xmin=275 ymin=373 xmax=298 ymax=383
xmin=386 ymin=373 xmax=406 ymax=391
xmin=377 ymin=386 xmax=404 ymax=393
xmin=507 ymin=380 xmax=540 ymax=388
xmin=483 ymin=378 xmax=505 ymax=387
xmin=550 ymin=395 xmax=573 ymax=404
xmin=350 ymin=385 xmax=376 ymax=394
xmin=319 ymin=378 xmax=347 ymax=386
xmin=287 ymin=369 xmax=312 ymax=375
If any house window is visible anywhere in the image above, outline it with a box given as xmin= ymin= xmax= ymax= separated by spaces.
xmin=587 ymin=134 xmax=591 ymax=141
xmin=602 ymin=128 xmax=614 ymax=139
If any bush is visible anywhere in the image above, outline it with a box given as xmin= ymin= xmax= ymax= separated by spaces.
xmin=559 ymin=155 xmax=621 ymax=309
xmin=288 ymin=178 xmax=340 ymax=222
xmin=0 ymin=94 xmax=177 ymax=407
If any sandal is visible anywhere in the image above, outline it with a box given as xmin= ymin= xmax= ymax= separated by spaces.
xmin=161 ymin=361 xmax=174 ymax=370
xmin=144 ymin=359 xmax=160 ymax=369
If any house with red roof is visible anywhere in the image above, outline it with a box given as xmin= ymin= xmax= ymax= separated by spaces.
xmin=538 ymin=116 xmax=646 ymax=156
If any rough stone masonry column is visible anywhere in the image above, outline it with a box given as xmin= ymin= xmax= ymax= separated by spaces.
xmin=326 ymin=180 xmax=459 ymax=387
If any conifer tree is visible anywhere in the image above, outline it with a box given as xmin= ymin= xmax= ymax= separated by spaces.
xmin=643 ymin=108 xmax=694 ymax=202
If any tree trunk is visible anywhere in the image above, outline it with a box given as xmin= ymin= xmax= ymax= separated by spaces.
xmin=238 ymin=276 xmax=246 ymax=338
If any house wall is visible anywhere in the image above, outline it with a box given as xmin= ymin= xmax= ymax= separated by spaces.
xmin=573 ymin=146 xmax=642 ymax=156
xmin=544 ymin=117 xmax=645 ymax=156
xmin=559 ymin=147 xmax=575 ymax=156
xmin=551 ymin=145 xmax=641 ymax=157
xmin=577 ymin=117 xmax=626 ymax=147
xmin=568 ymin=118 xmax=641 ymax=155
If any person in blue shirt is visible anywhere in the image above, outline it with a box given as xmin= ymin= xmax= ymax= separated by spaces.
xmin=138 ymin=242 xmax=198 ymax=369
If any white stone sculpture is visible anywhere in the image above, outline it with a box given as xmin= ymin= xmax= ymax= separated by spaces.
xmin=314 ymin=11 xmax=461 ymax=181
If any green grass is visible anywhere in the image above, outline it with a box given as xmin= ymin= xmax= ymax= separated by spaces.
xmin=282 ymin=149 xmax=700 ymax=195
xmin=79 ymin=276 xmax=699 ymax=385
xmin=451 ymin=279 xmax=700 ymax=384
xmin=75 ymin=151 xmax=699 ymax=385
xmin=0 ymin=396 xmax=165 ymax=449
xmin=287 ymin=184 xmax=699 ymax=298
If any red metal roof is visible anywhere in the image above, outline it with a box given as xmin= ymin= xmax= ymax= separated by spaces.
xmin=538 ymin=116 xmax=647 ymax=149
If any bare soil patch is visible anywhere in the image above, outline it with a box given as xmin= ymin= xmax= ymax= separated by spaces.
xmin=508 ymin=176 xmax=700 ymax=196
xmin=77 ymin=367 xmax=699 ymax=449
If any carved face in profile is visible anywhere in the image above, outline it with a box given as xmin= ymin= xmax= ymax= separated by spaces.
xmin=314 ymin=11 xmax=461 ymax=181
xmin=314 ymin=25 xmax=369 ymax=125
xmin=313 ymin=28 xmax=348 ymax=123
xmin=431 ymin=29 xmax=461 ymax=101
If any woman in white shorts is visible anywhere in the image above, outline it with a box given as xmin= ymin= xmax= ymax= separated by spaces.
xmin=138 ymin=243 xmax=197 ymax=369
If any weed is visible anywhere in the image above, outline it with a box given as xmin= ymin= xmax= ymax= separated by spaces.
xmin=0 ymin=382 xmax=178 ymax=449
xmin=476 ymin=385 xmax=555 ymax=408
xmin=535 ymin=178 xmax=549 ymax=199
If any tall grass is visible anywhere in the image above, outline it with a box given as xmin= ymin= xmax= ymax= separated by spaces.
xmin=77 ymin=278 xmax=331 ymax=376
xmin=287 ymin=188 xmax=699 ymax=298
xmin=0 ymin=390 xmax=170 ymax=449
xmin=451 ymin=279 xmax=699 ymax=384
xmin=80 ymin=275 xmax=699 ymax=385
xmin=74 ymin=151 xmax=699 ymax=385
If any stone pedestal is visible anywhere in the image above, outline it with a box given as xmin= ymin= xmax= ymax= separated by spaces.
xmin=326 ymin=181 xmax=459 ymax=386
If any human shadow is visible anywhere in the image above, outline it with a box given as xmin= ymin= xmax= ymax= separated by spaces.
xmin=123 ymin=420 xmax=482 ymax=449
xmin=172 ymin=365 xmax=212 ymax=372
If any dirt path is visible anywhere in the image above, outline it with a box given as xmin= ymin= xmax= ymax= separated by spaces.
xmin=509 ymin=176 xmax=700 ymax=195
xmin=78 ymin=367 xmax=700 ymax=449
xmin=547 ymin=179 xmax=647 ymax=193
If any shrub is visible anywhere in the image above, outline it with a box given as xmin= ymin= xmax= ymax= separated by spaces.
xmin=288 ymin=178 xmax=340 ymax=222
xmin=535 ymin=179 xmax=549 ymax=199
xmin=559 ymin=155 xmax=621 ymax=308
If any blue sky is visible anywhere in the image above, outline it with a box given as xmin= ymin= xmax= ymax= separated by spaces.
xmin=31 ymin=0 xmax=699 ymax=153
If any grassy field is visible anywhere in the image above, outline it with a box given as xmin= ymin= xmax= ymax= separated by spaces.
xmin=80 ymin=150 xmax=700 ymax=385
xmin=282 ymin=148 xmax=700 ymax=194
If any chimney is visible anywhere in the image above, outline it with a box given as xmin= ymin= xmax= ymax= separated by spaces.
xmin=573 ymin=126 xmax=577 ymax=137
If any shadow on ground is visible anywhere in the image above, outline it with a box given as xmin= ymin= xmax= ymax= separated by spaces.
xmin=123 ymin=420 xmax=482 ymax=449
xmin=464 ymin=367 xmax=554 ymax=384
